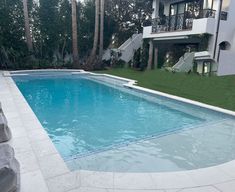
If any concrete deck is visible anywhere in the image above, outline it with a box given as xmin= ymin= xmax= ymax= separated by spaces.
xmin=1 ymin=70 xmax=235 ymax=192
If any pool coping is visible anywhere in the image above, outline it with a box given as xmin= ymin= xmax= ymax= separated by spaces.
xmin=1 ymin=69 xmax=235 ymax=192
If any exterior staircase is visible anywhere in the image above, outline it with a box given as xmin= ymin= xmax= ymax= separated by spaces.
xmin=103 ymin=33 xmax=143 ymax=63
xmin=171 ymin=52 xmax=195 ymax=73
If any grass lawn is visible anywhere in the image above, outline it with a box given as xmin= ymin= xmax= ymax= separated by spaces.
xmin=98 ymin=68 xmax=235 ymax=111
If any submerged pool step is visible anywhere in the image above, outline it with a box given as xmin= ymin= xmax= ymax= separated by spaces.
xmin=64 ymin=118 xmax=230 ymax=161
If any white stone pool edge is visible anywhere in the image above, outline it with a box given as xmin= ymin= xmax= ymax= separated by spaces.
xmin=1 ymin=69 xmax=235 ymax=192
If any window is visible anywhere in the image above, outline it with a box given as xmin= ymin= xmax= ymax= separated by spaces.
xmin=203 ymin=61 xmax=211 ymax=74
xmin=203 ymin=0 xmax=214 ymax=9
xmin=178 ymin=3 xmax=185 ymax=14
xmin=221 ymin=0 xmax=230 ymax=20
xmin=222 ymin=0 xmax=231 ymax=11
xmin=170 ymin=4 xmax=178 ymax=15
xmin=219 ymin=41 xmax=231 ymax=51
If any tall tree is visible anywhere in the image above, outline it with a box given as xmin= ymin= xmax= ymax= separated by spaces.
xmin=106 ymin=0 xmax=153 ymax=46
xmin=23 ymin=0 xmax=33 ymax=52
xmin=0 ymin=0 xmax=26 ymax=68
xmin=72 ymin=0 xmax=79 ymax=67
xmin=87 ymin=0 xmax=100 ymax=67
xmin=99 ymin=0 xmax=105 ymax=60
xmin=39 ymin=0 xmax=60 ymax=59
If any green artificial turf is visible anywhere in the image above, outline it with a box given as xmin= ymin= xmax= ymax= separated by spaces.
xmin=97 ymin=68 xmax=235 ymax=111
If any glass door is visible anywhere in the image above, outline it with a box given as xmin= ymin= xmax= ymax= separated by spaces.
xmin=169 ymin=2 xmax=186 ymax=31
xmin=169 ymin=0 xmax=203 ymax=31
xmin=176 ymin=3 xmax=186 ymax=30
xmin=169 ymin=4 xmax=178 ymax=31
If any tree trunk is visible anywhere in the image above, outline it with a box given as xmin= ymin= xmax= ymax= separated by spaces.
xmin=22 ymin=0 xmax=33 ymax=52
xmin=87 ymin=0 xmax=100 ymax=67
xmin=61 ymin=37 xmax=66 ymax=63
xmin=99 ymin=0 xmax=105 ymax=60
xmin=154 ymin=47 xmax=158 ymax=69
xmin=72 ymin=0 xmax=79 ymax=68
xmin=147 ymin=40 xmax=153 ymax=70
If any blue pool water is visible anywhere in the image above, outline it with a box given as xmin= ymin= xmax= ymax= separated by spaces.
xmin=13 ymin=72 xmax=235 ymax=172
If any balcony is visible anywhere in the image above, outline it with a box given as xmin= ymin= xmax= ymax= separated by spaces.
xmin=152 ymin=9 xmax=216 ymax=34
xmin=143 ymin=9 xmax=217 ymax=39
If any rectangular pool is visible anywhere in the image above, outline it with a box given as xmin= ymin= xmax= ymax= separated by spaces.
xmin=12 ymin=71 xmax=235 ymax=172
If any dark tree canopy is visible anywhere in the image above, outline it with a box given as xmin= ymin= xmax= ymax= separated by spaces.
xmin=0 ymin=0 xmax=153 ymax=69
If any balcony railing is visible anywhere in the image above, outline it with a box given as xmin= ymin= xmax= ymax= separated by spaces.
xmin=152 ymin=9 xmax=216 ymax=33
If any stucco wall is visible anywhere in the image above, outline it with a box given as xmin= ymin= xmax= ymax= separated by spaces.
xmin=148 ymin=0 xmax=235 ymax=76
xmin=216 ymin=0 xmax=235 ymax=76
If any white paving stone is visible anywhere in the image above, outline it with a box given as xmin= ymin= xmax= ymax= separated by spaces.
xmin=214 ymin=180 xmax=235 ymax=192
xmin=8 ymin=136 xmax=32 ymax=154
xmin=114 ymin=173 xmax=156 ymax=190
xmin=38 ymin=153 xmax=69 ymax=179
xmin=165 ymin=189 xmax=181 ymax=192
xmin=15 ymin=150 xmax=40 ymax=174
xmin=179 ymin=186 xmax=220 ymax=192
xmin=151 ymin=172 xmax=196 ymax=189
xmin=23 ymin=119 xmax=44 ymax=131
xmin=31 ymin=138 xmax=58 ymax=158
xmin=21 ymin=170 xmax=49 ymax=192
xmin=69 ymin=187 xmax=113 ymax=192
xmin=10 ymin=124 xmax=27 ymax=139
xmin=114 ymin=189 xmax=164 ymax=192
xmin=187 ymin=167 xmax=232 ymax=186
xmin=27 ymin=128 xmax=50 ymax=142
xmin=81 ymin=170 xmax=114 ymax=188
xmin=216 ymin=161 xmax=235 ymax=178
xmin=47 ymin=172 xmax=80 ymax=192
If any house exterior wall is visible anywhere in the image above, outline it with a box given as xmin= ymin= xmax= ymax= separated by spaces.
xmin=216 ymin=0 xmax=235 ymax=76
xmin=144 ymin=0 xmax=235 ymax=76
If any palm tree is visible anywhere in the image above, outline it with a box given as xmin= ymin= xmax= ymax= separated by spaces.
xmin=72 ymin=0 xmax=79 ymax=67
xmin=87 ymin=0 xmax=100 ymax=67
xmin=99 ymin=0 xmax=105 ymax=60
xmin=22 ymin=0 xmax=33 ymax=52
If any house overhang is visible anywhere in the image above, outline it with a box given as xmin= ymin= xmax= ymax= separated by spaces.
xmin=153 ymin=35 xmax=189 ymax=41
xmin=194 ymin=51 xmax=213 ymax=61
xmin=152 ymin=35 xmax=204 ymax=44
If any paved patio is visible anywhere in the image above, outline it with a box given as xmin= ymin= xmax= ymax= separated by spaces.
xmin=1 ymin=70 xmax=235 ymax=192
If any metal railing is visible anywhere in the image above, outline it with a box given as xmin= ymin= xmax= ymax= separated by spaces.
xmin=152 ymin=9 xmax=216 ymax=33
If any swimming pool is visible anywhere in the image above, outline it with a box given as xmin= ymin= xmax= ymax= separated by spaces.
xmin=12 ymin=71 xmax=235 ymax=172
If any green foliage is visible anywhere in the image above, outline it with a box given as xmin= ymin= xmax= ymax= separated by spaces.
xmin=131 ymin=40 xmax=149 ymax=71
xmin=133 ymin=49 xmax=141 ymax=69
xmin=0 ymin=0 xmax=153 ymax=69
xmin=0 ymin=0 xmax=27 ymax=68
xmin=113 ymin=59 xmax=126 ymax=68
xmin=38 ymin=0 xmax=60 ymax=58
xmin=140 ymin=40 xmax=149 ymax=70
xmin=78 ymin=0 xmax=95 ymax=57
xmin=106 ymin=0 xmax=153 ymax=46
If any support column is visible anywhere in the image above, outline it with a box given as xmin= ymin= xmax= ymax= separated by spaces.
xmin=147 ymin=40 xmax=153 ymax=70
xmin=154 ymin=47 xmax=158 ymax=69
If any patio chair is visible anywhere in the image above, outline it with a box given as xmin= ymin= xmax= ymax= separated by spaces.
xmin=0 ymin=104 xmax=12 ymax=143
xmin=0 ymin=144 xmax=20 ymax=192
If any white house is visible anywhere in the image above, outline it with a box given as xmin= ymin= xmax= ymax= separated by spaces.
xmin=143 ymin=0 xmax=235 ymax=76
